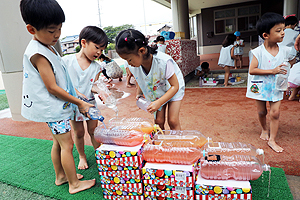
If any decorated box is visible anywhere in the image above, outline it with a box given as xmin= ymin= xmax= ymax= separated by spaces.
xmin=102 ymin=183 xmax=143 ymax=196
xmin=195 ymin=172 xmax=252 ymax=200
xmin=99 ymin=174 xmax=142 ymax=185
xmin=98 ymin=166 xmax=141 ymax=180
xmin=142 ymin=163 xmax=196 ymax=199
xmin=95 ymin=144 xmax=144 ymax=168
xmin=103 ymin=195 xmax=144 ymax=200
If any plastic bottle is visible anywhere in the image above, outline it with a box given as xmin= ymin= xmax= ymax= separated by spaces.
xmin=153 ymin=130 xmax=208 ymax=148
xmin=108 ymin=117 xmax=154 ymax=135
xmin=94 ymin=127 xmax=145 ymax=146
xmin=199 ymin=77 xmax=203 ymax=87
xmin=88 ymin=107 xmax=104 ymax=122
xmin=275 ymin=59 xmax=291 ymax=91
xmin=142 ymin=143 xmax=202 ymax=165
xmin=202 ymin=142 xmax=264 ymax=157
xmin=200 ymin=154 xmax=270 ymax=181
xmin=136 ymin=97 xmax=151 ymax=112
xmin=93 ymin=79 xmax=119 ymax=115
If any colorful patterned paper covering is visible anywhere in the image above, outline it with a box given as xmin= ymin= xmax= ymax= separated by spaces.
xmin=95 ymin=147 xmax=143 ymax=168
xmin=165 ymin=39 xmax=200 ymax=77
xmin=97 ymin=163 xmax=140 ymax=172
xmin=144 ymin=190 xmax=194 ymax=199
xmin=103 ymin=195 xmax=144 ymax=200
xmin=195 ymin=194 xmax=252 ymax=200
xmin=195 ymin=184 xmax=252 ymax=195
xmin=144 ymin=196 xmax=181 ymax=200
xmin=99 ymin=175 xmax=142 ymax=185
xmin=98 ymin=168 xmax=141 ymax=179
xmin=144 ymin=183 xmax=192 ymax=192
xmin=142 ymin=167 xmax=195 ymax=187
xmin=101 ymin=183 xmax=143 ymax=194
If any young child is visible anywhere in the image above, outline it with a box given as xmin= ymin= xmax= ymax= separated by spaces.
xmin=278 ymin=15 xmax=299 ymax=65
xmin=288 ymin=62 xmax=300 ymax=101
xmin=233 ymin=31 xmax=245 ymax=69
xmin=156 ymin=35 xmax=167 ymax=53
xmin=115 ymin=29 xmax=185 ymax=130
xmin=246 ymin=12 xmax=295 ymax=153
xmin=218 ymin=34 xmax=236 ymax=87
xmin=20 ymin=0 xmax=95 ymax=193
xmin=195 ymin=62 xmax=210 ymax=78
xmin=63 ymin=26 xmax=108 ymax=169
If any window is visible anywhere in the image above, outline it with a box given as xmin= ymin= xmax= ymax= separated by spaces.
xmin=214 ymin=5 xmax=260 ymax=35
xmin=190 ymin=16 xmax=197 ymax=37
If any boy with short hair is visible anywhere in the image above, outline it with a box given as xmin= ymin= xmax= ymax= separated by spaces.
xmin=20 ymin=0 xmax=95 ymax=193
xmin=246 ymin=12 xmax=295 ymax=153
xmin=195 ymin=62 xmax=210 ymax=78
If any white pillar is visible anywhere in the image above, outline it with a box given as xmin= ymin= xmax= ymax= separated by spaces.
xmin=283 ymin=0 xmax=298 ymax=16
xmin=171 ymin=0 xmax=190 ymax=39
xmin=0 ymin=0 xmax=31 ymax=121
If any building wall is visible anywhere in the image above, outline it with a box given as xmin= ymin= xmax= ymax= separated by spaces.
xmin=198 ymin=0 xmax=284 ymax=54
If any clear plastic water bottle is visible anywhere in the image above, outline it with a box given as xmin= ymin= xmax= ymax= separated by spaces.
xmin=199 ymin=77 xmax=203 ymax=87
xmin=93 ymin=79 xmax=119 ymax=116
xmin=136 ymin=97 xmax=151 ymax=112
xmin=88 ymin=106 xmax=104 ymax=122
xmin=275 ymin=59 xmax=290 ymax=91
xmin=200 ymin=154 xmax=270 ymax=181
xmin=202 ymin=142 xmax=264 ymax=157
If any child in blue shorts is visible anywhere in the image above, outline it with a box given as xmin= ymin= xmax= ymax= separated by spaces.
xmin=20 ymin=0 xmax=95 ymax=194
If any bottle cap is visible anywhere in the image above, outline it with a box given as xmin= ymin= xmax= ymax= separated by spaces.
xmin=98 ymin=115 xmax=104 ymax=122
xmin=256 ymin=148 xmax=264 ymax=155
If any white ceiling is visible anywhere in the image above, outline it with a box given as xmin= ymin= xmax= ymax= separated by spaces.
xmin=151 ymin=0 xmax=257 ymax=15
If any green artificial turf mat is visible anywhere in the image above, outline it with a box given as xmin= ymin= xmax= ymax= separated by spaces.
xmin=0 ymin=135 xmax=104 ymax=200
xmin=0 ymin=93 xmax=9 ymax=111
xmin=0 ymin=134 xmax=293 ymax=200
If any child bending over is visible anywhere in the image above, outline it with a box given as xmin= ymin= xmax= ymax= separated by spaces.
xmin=115 ymin=29 xmax=185 ymax=130
xmin=63 ymin=26 xmax=108 ymax=169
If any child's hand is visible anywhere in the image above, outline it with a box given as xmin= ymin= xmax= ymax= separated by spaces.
xmin=78 ymin=101 xmax=94 ymax=117
xmin=273 ymin=64 xmax=287 ymax=75
xmin=147 ymin=100 xmax=161 ymax=114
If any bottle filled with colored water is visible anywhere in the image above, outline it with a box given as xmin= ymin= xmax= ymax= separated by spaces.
xmin=108 ymin=117 xmax=154 ymax=135
xmin=200 ymin=154 xmax=270 ymax=181
xmin=275 ymin=59 xmax=290 ymax=91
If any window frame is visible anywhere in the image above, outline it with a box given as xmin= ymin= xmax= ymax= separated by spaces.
xmin=214 ymin=4 xmax=261 ymax=35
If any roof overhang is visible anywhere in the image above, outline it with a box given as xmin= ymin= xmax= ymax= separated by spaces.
xmin=151 ymin=0 xmax=257 ymax=16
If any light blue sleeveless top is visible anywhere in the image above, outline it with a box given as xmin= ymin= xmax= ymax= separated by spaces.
xmin=129 ymin=51 xmax=185 ymax=104
xmin=21 ymin=40 xmax=76 ymax=122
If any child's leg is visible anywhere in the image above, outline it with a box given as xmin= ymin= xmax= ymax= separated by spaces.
xmin=224 ymin=66 xmax=231 ymax=87
xmin=53 ymin=131 xmax=95 ymax=194
xmin=86 ymin=119 xmax=100 ymax=150
xmin=71 ymin=120 xmax=88 ymax=170
xmin=167 ymin=100 xmax=182 ymax=130
xmin=155 ymin=104 xmax=167 ymax=130
xmin=288 ymin=86 xmax=300 ymax=101
xmin=255 ymin=100 xmax=269 ymax=140
xmin=126 ymin=68 xmax=134 ymax=87
xmin=239 ymin=55 xmax=243 ymax=68
xmin=234 ymin=58 xmax=237 ymax=69
xmin=268 ymin=101 xmax=283 ymax=153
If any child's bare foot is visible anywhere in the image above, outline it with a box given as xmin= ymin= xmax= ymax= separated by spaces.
xmin=78 ymin=157 xmax=88 ymax=170
xmin=107 ymin=78 xmax=112 ymax=83
xmin=69 ymin=179 xmax=96 ymax=194
xmin=126 ymin=83 xmax=135 ymax=88
xmin=268 ymin=141 xmax=283 ymax=153
xmin=288 ymin=96 xmax=295 ymax=101
xmin=260 ymin=131 xmax=269 ymax=141
xmin=55 ymin=174 xmax=84 ymax=186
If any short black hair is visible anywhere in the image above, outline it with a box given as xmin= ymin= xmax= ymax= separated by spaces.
xmin=20 ymin=0 xmax=65 ymax=31
xmin=285 ymin=16 xmax=298 ymax=26
xmin=256 ymin=12 xmax=285 ymax=39
xmin=201 ymin=62 xmax=209 ymax=69
xmin=79 ymin=26 xmax=108 ymax=48
xmin=156 ymin=36 xmax=165 ymax=42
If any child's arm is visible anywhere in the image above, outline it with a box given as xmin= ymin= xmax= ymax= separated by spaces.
xmin=249 ymin=55 xmax=287 ymax=75
xmin=147 ymin=74 xmax=179 ymax=114
xmin=91 ymin=72 xmax=101 ymax=93
xmin=31 ymin=54 xmax=93 ymax=115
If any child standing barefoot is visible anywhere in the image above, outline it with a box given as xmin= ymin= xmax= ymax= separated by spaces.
xmin=115 ymin=29 xmax=185 ymax=130
xmin=218 ymin=34 xmax=236 ymax=87
xmin=63 ymin=26 xmax=108 ymax=169
xmin=288 ymin=62 xmax=300 ymax=101
xmin=233 ymin=31 xmax=245 ymax=69
xmin=20 ymin=0 xmax=95 ymax=193
xmin=246 ymin=12 xmax=295 ymax=153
